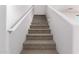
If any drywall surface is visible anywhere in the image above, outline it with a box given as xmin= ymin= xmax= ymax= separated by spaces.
xmin=0 ymin=5 xmax=7 ymax=53
xmin=50 ymin=5 xmax=79 ymax=12
xmin=73 ymin=25 xmax=79 ymax=54
xmin=7 ymin=6 xmax=33 ymax=54
xmin=46 ymin=6 xmax=73 ymax=54
xmin=34 ymin=5 xmax=46 ymax=15
xmin=7 ymin=5 xmax=32 ymax=30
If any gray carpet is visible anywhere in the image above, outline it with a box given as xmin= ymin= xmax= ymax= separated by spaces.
xmin=21 ymin=15 xmax=58 ymax=54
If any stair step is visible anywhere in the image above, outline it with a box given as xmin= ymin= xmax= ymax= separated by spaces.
xmin=30 ymin=25 xmax=49 ymax=29
xmin=21 ymin=49 xmax=58 ymax=54
xmin=33 ymin=15 xmax=47 ymax=20
xmin=29 ymin=29 xmax=50 ymax=34
xmin=32 ymin=21 xmax=48 ymax=24
xmin=24 ymin=39 xmax=55 ymax=44
xmin=23 ymin=40 xmax=56 ymax=50
xmin=27 ymin=34 xmax=53 ymax=40
xmin=32 ymin=24 xmax=48 ymax=26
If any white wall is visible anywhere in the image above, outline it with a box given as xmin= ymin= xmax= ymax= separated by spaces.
xmin=7 ymin=5 xmax=34 ymax=53
xmin=46 ymin=6 xmax=73 ymax=54
xmin=0 ymin=5 xmax=7 ymax=53
xmin=73 ymin=24 xmax=79 ymax=54
xmin=49 ymin=5 xmax=65 ymax=11
xmin=7 ymin=5 xmax=32 ymax=30
xmin=50 ymin=5 xmax=79 ymax=12
xmin=34 ymin=5 xmax=46 ymax=15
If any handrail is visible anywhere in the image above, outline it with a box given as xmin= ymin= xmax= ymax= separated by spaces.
xmin=8 ymin=6 xmax=33 ymax=33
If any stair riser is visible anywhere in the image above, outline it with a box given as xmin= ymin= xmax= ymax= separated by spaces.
xmin=27 ymin=36 xmax=53 ymax=40
xmin=30 ymin=26 xmax=49 ymax=29
xmin=29 ymin=30 xmax=50 ymax=34
xmin=32 ymin=21 xmax=47 ymax=24
xmin=32 ymin=22 xmax=48 ymax=24
xmin=32 ymin=23 xmax=48 ymax=26
xmin=23 ymin=44 xmax=56 ymax=50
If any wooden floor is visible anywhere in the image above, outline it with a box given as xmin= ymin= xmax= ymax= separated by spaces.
xmin=21 ymin=15 xmax=58 ymax=54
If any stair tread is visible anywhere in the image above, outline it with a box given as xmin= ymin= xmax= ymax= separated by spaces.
xmin=27 ymin=34 xmax=52 ymax=36
xmin=29 ymin=29 xmax=49 ymax=30
xmin=32 ymin=22 xmax=48 ymax=24
xmin=21 ymin=49 xmax=58 ymax=54
xmin=24 ymin=40 xmax=55 ymax=44
xmin=29 ymin=29 xmax=50 ymax=34
xmin=32 ymin=25 xmax=48 ymax=26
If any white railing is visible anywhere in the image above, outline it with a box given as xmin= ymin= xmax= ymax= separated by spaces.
xmin=8 ymin=6 xmax=33 ymax=33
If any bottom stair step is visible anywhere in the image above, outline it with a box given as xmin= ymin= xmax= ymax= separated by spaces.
xmin=23 ymin=40 xmax=56 ymax=50
xmin=23 ymin=44 xmax=56 ymax=50
xmin=21 ymin=50 xmax=58 ymax=54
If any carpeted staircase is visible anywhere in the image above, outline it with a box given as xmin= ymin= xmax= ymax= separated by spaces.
xmin=21 ymin=15 xmax=58 ymax=54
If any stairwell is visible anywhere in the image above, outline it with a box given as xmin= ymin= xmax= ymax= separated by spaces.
xmin=21 ymin=15 xmax=58 ymax=54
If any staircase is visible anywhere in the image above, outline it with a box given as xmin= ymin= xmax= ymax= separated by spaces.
xmin=21 ymin=15 xmax=58 ymax=54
